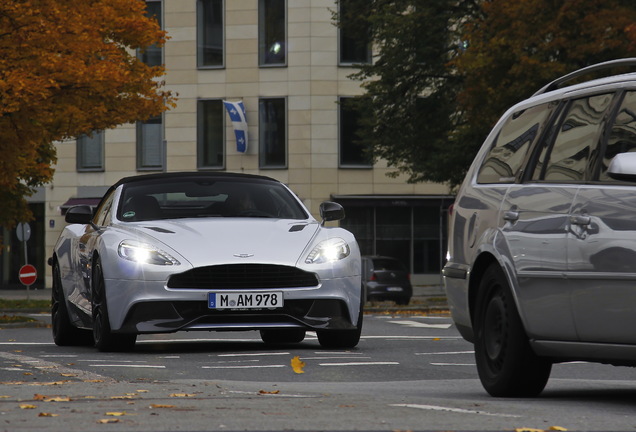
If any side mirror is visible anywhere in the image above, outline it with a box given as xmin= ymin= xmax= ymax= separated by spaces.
xmin=319 ymin=201 xmax=345 ymax=223
xmin=65 ymin=205 xmax=94 ymax=225
xmin=608 ymin=152 xmax=636 ymax=182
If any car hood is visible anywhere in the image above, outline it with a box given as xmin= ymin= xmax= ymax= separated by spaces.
xmin=125 ymin=218 xmax=321 ymax=267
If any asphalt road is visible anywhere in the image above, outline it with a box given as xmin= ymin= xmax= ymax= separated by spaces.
xmin=1 ymin=312 xmax=636 ymax=431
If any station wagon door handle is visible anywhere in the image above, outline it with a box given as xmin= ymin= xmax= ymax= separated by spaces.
xmin=570 ymin=215 xmax=591 ymax=226
xmin=503 ymin=210 xmax=519 ymax=222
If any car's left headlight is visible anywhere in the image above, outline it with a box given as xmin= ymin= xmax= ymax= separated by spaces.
xmin=118 ymin=240 xmax=180 ymax=266
xmin=305 ymin=238 xmax=350 ymax=264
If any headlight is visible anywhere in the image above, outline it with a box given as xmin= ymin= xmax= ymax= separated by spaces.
xmin=305 ymin=238 xmax=350 ymax=264
xmin=118 ymin=240 xmax=180 ymax=266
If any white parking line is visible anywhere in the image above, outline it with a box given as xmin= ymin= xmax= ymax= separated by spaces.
xmin=202 ymin=365 xmax=286 ymax=369
xmin=361 ymin=335 xmax=463 ymax=340
xmin=215 ymin=352 xmax=290 ymax=357
xmin=390 ymin=404 xmax=521 ymax=418
xmin=89 ymin=364 xmax=166 ymax=368
xmin=430 ymin=363 xmax=476 ymax=366
xmin=388 ymin=320 xmax=452 ymax=329
xmin=415 ymin=351 xmax=474 ymax=355
xmin=319 ymin=362 xmax=399 ymax=366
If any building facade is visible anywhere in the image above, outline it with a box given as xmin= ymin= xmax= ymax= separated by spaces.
xmin=1 ymin=0 xmax=452 ymax=290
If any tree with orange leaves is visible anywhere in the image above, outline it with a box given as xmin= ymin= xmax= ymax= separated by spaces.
xmin=0 ymin=0 xmax=176 ymax=228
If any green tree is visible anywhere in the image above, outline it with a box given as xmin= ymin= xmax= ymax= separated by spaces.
xmin=338 ymin=0 xmax=636 ymax=190
xmin=0 ymin=0 xmax=176 ymax=230
xmin=336 ymin=0 xmax=473 ymax=188
xmin=453 ymin=0 xmax=636 ymax=166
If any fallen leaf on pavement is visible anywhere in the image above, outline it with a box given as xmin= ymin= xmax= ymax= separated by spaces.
xmin=291 ymin=356 xmax=305 ymax=374
xmin=259 ymin=390 xmax=280 ymax=394
xmin=20 ymin=404 xmax=37 ymax=409
xmin=169 ymin=393 xmax=195 ymax=397
xmin=97 ymin=418 xmax=120 ymax=424
xmin=38 ymin=412 xmax=59 ymax=417
xmin=149 ymin=404 xmax=175 ymax=409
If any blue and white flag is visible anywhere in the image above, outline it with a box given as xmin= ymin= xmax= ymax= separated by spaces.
xmin=223 ymin=100 xmax=248 ymax=153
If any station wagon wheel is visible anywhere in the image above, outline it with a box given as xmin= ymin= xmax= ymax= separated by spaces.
xmin=474 ymin=263 xmax=552 ymax=397
xmin=92 ymin=259 xmax=136 ymax=352
xmin=260 ymin=328 xmax=306 ymax=344
xmin=51 ymin=260 xmax=92 ymax=346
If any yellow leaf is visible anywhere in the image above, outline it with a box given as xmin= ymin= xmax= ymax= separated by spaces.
xmin=38 ymin=412 xmax=59 ymax=417
xmin=291 ymin=356 xmax=305 ymax=374
xmin=46 ymin=396 xmax=71 ymax=402
xmin=60 ymin=373 xmax=76 ymax=377
xmin=149 ymin=404 xmax=175 ymax=408
xmin=514 ymin=429 xmax=544 ymax=432
xmin=549 ymin=428 xmax=568 ymax=431
xmin=259 ymin=390 xmax=280 ymax=395
xmin=106 ymin=411 xmax=128 ymax=416
xmin=23 ymin=373 xmax=33 ymax=376
xmin=20 ymin=404 xmax=37 ymax=409
xmin=110 ymin=395 xmax=133 ymax=400
xmin=97 ymin=419 xmax=120 ymax=424
xmin=169 ymin=393 xmax=195 ymax=398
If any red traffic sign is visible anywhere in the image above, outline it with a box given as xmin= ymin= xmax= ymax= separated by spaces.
xmin=19 ymin=264 xmax=37 ymax=286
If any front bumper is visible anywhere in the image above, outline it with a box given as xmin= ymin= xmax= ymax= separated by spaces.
xmin=104 ymin=275 xmax=361 ymax=334
xmin=118 ymin=298 xmax=355 ymax=333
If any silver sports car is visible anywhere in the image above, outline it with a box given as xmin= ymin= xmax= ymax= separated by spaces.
xmin=50 ymin=172 xmax=362 ymax=352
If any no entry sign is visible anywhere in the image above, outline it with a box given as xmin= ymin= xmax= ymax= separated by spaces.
xmin=18 ymin=264 xmax=37 ymax=286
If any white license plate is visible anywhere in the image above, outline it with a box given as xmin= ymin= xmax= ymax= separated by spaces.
xmin=387 ymin=287 xmax=403 ymax=292
xmin=208 ymin=292 xmax=284 ymax=309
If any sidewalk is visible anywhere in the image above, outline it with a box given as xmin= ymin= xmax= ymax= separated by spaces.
xmin=0 ymin=287 xmax=50 ymax=301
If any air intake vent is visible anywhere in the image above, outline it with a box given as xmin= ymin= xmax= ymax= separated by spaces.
xmin=167 ymin=264 xmax=319 ymax=289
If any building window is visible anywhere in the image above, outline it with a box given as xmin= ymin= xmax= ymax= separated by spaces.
xmin=197 ymin=99 xmax=225 ymax=169
xmin=77 ymin=131 xmax=104 ymax=172
xmin=259 ymin=98 xmax=287 ymax=168
xmin=197 ymin=0 xmax=224 ymax=68
xmin=338 ymin=0 xmax=371 ymax=65
xmin=141 ymin=1 xmax=162 ymax=67
xmin=258 ymin=0 xmax=286 ymax=66
xmin=137 ymin=116 xmax=163 ymax=170
xmin=338 ymin=199 xmax=451 ymax=275
xmin=339 ymin=97 xmax=372 ymax=167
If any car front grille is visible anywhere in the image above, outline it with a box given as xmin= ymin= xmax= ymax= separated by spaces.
xmin=167 ymin=264 xmax=319 ymax=289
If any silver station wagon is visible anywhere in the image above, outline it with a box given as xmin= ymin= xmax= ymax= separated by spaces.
xmin=443 ymin=59 xmax=636 ymax=397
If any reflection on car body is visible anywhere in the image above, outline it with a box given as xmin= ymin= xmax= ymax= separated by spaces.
xmin=50 ymin=172 xmax=362 ymax=352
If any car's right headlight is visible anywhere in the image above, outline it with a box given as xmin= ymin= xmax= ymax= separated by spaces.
xmin=118 ymin=240 xmax=180 ymax=266
xmin=305 ymin=238 xmax=350 ymax=264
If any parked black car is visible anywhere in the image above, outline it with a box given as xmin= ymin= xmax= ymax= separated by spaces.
xmin=362 ymin=256 xmax=412 ymax=305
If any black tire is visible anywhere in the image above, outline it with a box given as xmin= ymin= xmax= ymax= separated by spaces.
xmin=474 ymin=264 xmax=552 ymax=397
xmin=317 ymin=300 xmax=364 ymax=349
xmin=51 ymin=261 xmax=92 ymax=346
xmin=260 ymin=328 xmax=306 ymax=344
xmin=92 ymin=259 xmax=136 ymax=352
xmin=395 ymin=297 xmax=410 ymax=306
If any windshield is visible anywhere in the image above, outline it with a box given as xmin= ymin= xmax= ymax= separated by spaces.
xmin=117 ymin=177 xmax=309 ymax=222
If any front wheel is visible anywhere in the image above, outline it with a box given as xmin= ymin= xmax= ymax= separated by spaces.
xmin=51 ymin=261 xmax=92 ymax=346
xmin=317 ymin=300 xmax=363 ymax=349
xmin=92 ymin=259 xmax=137 ymax=352
xmin=474 ymin=264 xmax=552 ymax=397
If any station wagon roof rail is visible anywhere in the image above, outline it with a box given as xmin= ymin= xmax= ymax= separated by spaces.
xmin=532 ymin=58 xmax=636 ymax=96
